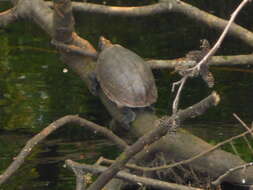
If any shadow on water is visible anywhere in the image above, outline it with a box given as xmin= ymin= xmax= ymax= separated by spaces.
xmin=0 ymin=0 xmax=253 ymax=189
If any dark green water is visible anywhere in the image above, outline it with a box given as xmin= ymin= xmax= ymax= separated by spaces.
xmin=1 ymin=1 xmax=253 ymax=189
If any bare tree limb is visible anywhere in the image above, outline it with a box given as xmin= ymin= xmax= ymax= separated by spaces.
xmin=1 ymin=0 xmax=252 ymax=188
xmin=172 ymin=76 xmax=187 ymax=114
xmin=168 ymin=0 xmax=253 ymax=48
xmin=0 ymin=115 xmax=128 ymax=185
xmin=66 ymin=159 xmax=203 ymax=190
xmin=210 ymin=54 xmax=253 ymax=67
xmin=148 ymin=54 xmax=253 ymax=69
xmin=44 ymin=0 xmax=253 ymax=47
xmin=212 ymin=162 xmax=253 ymax=186
xmin=101 ymin=115 xmax=253 ymax=175
xmin=189 ymin=0 xmax=251 ymax=72
xmin=98 ymin=125 xmax=253 ymax=186
xmin=86 ymin=92 xmax=219 ymax=190
xmin=233 ymin=113 xmax=253 ymax=135
xmin=169 ymin=0 xmax=249 ymax=118
xmin=210 ymin=115 xmax=253 ymax=186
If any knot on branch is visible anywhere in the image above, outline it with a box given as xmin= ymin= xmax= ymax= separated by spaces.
xmin=156 ymin=115 xmax=179 ymax=131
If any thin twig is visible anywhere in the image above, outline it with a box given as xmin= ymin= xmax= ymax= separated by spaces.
xmin=211 ymin=115 xmax=253 ymax=186
xmin=96 ymin=123 xmax=253 ymax=174
xmin=80 ymin=93 xmax=219 ymax=181
xmin=86 ymin=92 xmax=218 ymax=190
xmin=95 ymin=156 xmax=105 ymax=165
xmin=172 ymin=76 xmax=187 ymax=113
xmin=0 ymin=115 xmax=128 ymax=185
xmin=189 ymin=0 xmax=251 ymax=72
xmin=144 ymin=128 xmax=253 ymax=172
xmin=147 ymin=54 xmax=253 ymax=69
xmin=66 ymin=159 xmax=203 ymax=190
xmin=233 ymin=113 xmax=253 ymax=136
xmin=171 ymin=0 xmax=250 ymax=121
xmin=212 ymin=162 xmax=253 ymax=186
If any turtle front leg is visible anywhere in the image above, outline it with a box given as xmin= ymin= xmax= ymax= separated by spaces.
xmin=87 ymin=72 xmax=99 ymax=96
xmin=109 ymin=107 xmax=136 ymax=131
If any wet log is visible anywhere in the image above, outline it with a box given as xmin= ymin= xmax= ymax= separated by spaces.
xmin=130 ymin=111 xmax=253 ymax=186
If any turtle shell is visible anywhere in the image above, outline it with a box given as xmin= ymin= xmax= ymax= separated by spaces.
xmin=97 ymin=44 xmax=157 ymax=108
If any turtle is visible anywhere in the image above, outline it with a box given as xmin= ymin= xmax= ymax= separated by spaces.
xmin=89 ymin=36 xmax=158 ymax=128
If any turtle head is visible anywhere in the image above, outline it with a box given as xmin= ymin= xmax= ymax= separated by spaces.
xmin=98 ymin=36 xmax=113 ymax=51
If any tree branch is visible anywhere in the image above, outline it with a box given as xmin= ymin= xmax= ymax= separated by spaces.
xmin=189 ymin=0 xmax=251 ymax=72
xmin=45 ymin=0 xmax=253 ymax=47
xmin=212 ymin=162 xmax=253 ymax=186
xmin=0 ymin=115 xmax=128 ymax=185
xmin=66 ymin=159 xmax=203 ymax=190
xmin=0 ymin=8 xmax=18 ymax=27
xmin=87 ymin=92 xmax=219 ymax=190
xmin=148 ymin=54 xmax=253 ymax=69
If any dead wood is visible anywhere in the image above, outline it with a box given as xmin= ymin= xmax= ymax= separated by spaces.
xmin=85 ymin=92 xmax=219 ymax=190
xmin=44 ymin=0 xmax=253 ymax=48
xmin=0 ymin=115 xmax=127 ymax=185
xmin=148 ymin=54 xmax=253 ymax=69
xmin=66 ymin=159 xmax=203 ymax=190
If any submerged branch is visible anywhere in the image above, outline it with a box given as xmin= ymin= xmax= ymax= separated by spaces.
xmin=169 ymin=0 xmax=250 ymax=113
xmin=212 ymin=162 xmax=253 ymax=186
xmin=142 ymin=126 xmax=253 ymax=172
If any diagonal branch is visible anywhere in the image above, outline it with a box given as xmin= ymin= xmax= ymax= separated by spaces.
xmin=87 ymin=92 xmax=220 ymax=190
xmin=103 ymin=124 xmax=253 ymax=174
xmin=212 ymin=162 xmax=253 ymax=186
xmin=170 ymin=0 xmax=250 ymax=114
xmin=0 ymin=115 xmax=128 ymax=185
